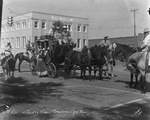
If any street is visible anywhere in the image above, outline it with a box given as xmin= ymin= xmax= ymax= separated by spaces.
xmin=0 ymin=60 xmax=150 ymax=120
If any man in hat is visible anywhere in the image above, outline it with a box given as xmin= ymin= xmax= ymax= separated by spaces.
xmin=5 ymin=41 xmax=12 ymax=57
xmin=141 ymin=28 xmax=150 ymax=68
xmin=141 ymin=28 xmax=150 ymax=51
xmin=99 ymin=36 xmax=111 ymax=48
xmin=26 ymin=40 xmax=31 ymax=54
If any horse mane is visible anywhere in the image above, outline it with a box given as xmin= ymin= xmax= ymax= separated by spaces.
xmin=116 ymin=43 xmax=134 ymax=51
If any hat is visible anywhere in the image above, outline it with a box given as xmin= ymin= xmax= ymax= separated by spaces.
xmin=143 ymin=28 xmax=150 ymax=33
xmin=104 ymin=36 xmax=108 ymax=39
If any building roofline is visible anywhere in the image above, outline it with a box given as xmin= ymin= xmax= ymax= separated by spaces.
xmin=2 ymin=11 xmax=89 ymax=20
xmin=89 ymin=35 xmax=139 ymax=41
xmin=31 ymin=11 xmax=89 ymax=20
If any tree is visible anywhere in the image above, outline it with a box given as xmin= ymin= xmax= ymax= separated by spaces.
xmin=52 ymin=20 xmax=71 ymax=41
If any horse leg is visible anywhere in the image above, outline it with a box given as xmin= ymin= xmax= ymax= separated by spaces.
xmin=82 ymin=67 xmax=86 ymax=81
xmin=94 ymin=66 xmax=97 ymax=78
xmin=129 ymin=73 xmax=134 ymax=87
xmin=99 ymin=67 xmax=103 ymax=80
xmin=5 ymin=70 xmax=9 ymax=80
xmin=110 ymin=63 xmax=114 ymax=77
xmin=80 ymin=67 xmax=83 ymax=79
xmin=18 ymin=60 xmax=22 ymax=72
xmin=89 ymin=66 xmax=92 ymax=81
xmin=105 ymin=64 xmax=109 ymax=77
xmin=140 ymin=73 xmax=146 ymax=94
xmin=2 ymin=69 xmax=6 ymax=80
xmin=11 ymin=70 xmax=14 ymax=79
xmin=134 ymin=73 xmax=138 ymax=88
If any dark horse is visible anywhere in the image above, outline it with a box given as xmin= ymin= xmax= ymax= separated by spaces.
xmin=111 ymin=43 xmax=138 ymax=61
xmin=15 ymin=52 xmax=33 ymax=72
xmin=31 ymin=42 xmax=76 ymax=77
xmin=50 ymin=42 xmax=76 ymax=65
xmin=110 ymin=43 xmax=148 ymax=92
xmin=64 ymin=45 xmax=111 ymax=80
xmin=1 ymin=53 xmax=16 ymax=80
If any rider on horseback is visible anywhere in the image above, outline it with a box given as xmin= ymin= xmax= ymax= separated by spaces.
xmin=26 ymin=40 xmax=31 ymax=55
xmin=5 ymin=41 xmax=12 ymax=57
xmin=141 ymin=28 xmax=150 ymax=69
xmin=99 ymin=36 xmax=111 ymax=48
xmin=99 ymin=36 xmax=115 ymax=77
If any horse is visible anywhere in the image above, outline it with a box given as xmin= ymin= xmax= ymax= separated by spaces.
xmin=0 ymin=53 xmax=16 ymax=80
xmin=48 ymin=41 xmax=76 ymax=65
xmin=111 ymin=43 xmax=138 ymax=61
xmin=64 ymin=45 xmax=111 ymax=80
xmin=30 ymin=42 xmax=76 ymax=77
xmin=14 ymin=52 xmax=33 ymax=72
xmin=111 ymin=43 xmax=143 ymax=89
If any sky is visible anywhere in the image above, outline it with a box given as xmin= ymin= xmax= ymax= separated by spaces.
xmin=2 ymin=0 xmax=150 ymax=39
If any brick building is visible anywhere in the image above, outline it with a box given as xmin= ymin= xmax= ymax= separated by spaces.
xmin=88 ymin=33 xmax=144 ymax=48
xmin=1 ymin=11 xmax=89 ymax=54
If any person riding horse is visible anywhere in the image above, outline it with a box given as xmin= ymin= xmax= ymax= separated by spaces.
xmin=99 ymin=36 xmax=115 ymax=76
xmin=26 ymin=40 xmax=31 ymax=55
xmin=99 ymin=36 xmax=111 ymax=48
xmin=140 ymin=28 xmax=150 ymax=69
xmin=5 ymin=41 xmax=13 ymax=58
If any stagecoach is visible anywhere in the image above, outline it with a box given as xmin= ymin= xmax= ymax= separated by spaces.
xmin=35 ymin=33 xmax=76 ymax=78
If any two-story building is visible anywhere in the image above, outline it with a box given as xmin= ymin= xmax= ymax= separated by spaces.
xmin=1 ymin=11 xmax=89 ymax=54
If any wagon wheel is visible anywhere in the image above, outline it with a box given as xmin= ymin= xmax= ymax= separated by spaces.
xmin=47 ymin=62 xmax=57 ymax=78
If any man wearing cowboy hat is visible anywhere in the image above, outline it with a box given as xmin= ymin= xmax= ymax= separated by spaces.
xmin=99 ymin=36 xmax=111 ymax=48
xmin=141 ymin=28 xmax=150 ymax=51
xmin=141 ymin=28 xmax=150 ymax=68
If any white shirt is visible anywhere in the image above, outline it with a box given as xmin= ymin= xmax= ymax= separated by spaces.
xmin=141 ymin=34 xmax=150 ymax=51
xmin=142 ymin=34 xmax=150 ymax=46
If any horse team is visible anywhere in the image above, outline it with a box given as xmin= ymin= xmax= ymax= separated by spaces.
xmin=0 ymin=42 xmax=149 ymax=94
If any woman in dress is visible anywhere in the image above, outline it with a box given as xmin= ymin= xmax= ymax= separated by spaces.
xmin=36 ymin=49 xmax=47 ymax=77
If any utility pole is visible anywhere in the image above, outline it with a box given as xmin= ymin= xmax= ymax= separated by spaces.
xmin=148 ymin=8 xmax=150 ymax=15
xmin=130 ymin=9 xmax=138 ymax=37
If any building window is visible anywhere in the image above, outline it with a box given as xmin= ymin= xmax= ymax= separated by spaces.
xmin=83 ymin=26 xmax=87 ymax=33
xmin=35 ymin=21 xmax=39 ymax=28
xmin=11 ymin=37 xmax=15 ymax=48
xmin=16 ymin=22 xmax=20 ymax=30
xmin=34 ymin=36 xmax=38 ymax=41
xmin=83 ymin=39 xmax=86 ymax=46
xmin=22 ymin=36 xmax=26 ymax=48
xmin=1 ymin=38 xmax=5 ymax=48
xmin=28 ymin=20 xmax=30 ymax=28
xmin=77 ymin=39 xmax=81 ymax=48
xmin=42 ymin=21 xmax=46 ymax=29
xmin=78 ymin=25 xmax=81 ymax=32
xmin=10 ymin=26 xmax=14 ymax=31
xmin=68 ymin=25 xmax=72 ymax=31
xmin=16 ymin=37 xmax=20 ymax=48
xmin=22 ymin=21 xmax=26 ymax=29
